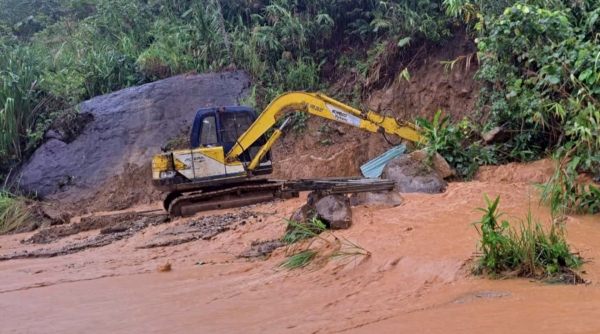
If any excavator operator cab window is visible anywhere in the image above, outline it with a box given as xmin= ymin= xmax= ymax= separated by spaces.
xmin=220 ymin=112 xmax=254 ymax=142
xmin=200 ymin=115 xmax=218 ymax=147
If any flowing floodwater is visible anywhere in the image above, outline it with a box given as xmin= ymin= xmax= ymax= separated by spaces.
xmin=1 ymin=169 xmax=599 ymax=333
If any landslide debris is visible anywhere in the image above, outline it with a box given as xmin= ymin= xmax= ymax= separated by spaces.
xmin=239 ymin=240 xmax=285 ymax=258
xmin=137 ymin=211 xmax=265 ymax=249
xmin=23 ymin=212 xmax=167 ymax=244
xmin=2 ymin=213 xmax=168 ymax=261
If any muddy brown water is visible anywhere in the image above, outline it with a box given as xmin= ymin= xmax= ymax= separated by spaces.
xmin=1 ymin=177 xmax=600 ymax=333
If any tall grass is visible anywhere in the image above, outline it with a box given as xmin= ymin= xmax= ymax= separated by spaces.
xmin=0 ymin=190 xmax=36 ymax=234
xmin=0 ymin=46 xmax=44 ymax=162
xmin=472 ymin=195 xmax=583 ymax=282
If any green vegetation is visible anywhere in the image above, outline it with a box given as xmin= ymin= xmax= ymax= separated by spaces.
xmin=279 ymin=218 xmax=370 ymax=270
xmin=472 ymin=195 xmax=583 ymax=283
xmin=0 ymin=190 xmax=36 ymax=234
xmin=0 ymin=0 xmax=455 ymax=175
xmin=416 ymin=110 xmax=496 ymax=179
xmin=416 ymin=0 xmax=600 ymax=213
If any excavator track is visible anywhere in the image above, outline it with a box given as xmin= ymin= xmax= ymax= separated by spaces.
xmin=166 ymin=178 xmax=396 ymax=218
xmin=167 ymin=180 xmax=290 ymax=217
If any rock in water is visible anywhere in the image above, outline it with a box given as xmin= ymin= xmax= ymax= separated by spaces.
xmin=313 ymin=195 xmax=352 ymax=230
xmin=409 ymin=149 xmax=453 ymax=179
xmin=288 ymin=193 xmax=353 ymax=230
xmin=288 ymin=204 xmax=316 ymax=228
xmin=382 ymin=155 xmax=447 ymax=194
xmin=349 ymin=191 xmax=403 ymax=207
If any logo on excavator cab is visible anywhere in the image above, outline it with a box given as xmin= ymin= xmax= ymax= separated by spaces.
xmin=325 ymin=104 xmax=361 ymax=127
xmin=181 ymin=156 xmax=205 ymax=169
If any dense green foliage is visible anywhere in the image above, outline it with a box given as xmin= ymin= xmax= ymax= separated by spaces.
xmin=472 ymin=195 xmax=582 ymax=281
xmin=0 ymin=0 xmax=453 ymax=171
xmin=416 ymin=110 xmax=496 ymax=179
xmin=439 ymin=0 xmax=600 ymax=213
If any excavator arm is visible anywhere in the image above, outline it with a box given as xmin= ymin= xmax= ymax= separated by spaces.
xmin=226 ymin=92 xmax=423 ymax=170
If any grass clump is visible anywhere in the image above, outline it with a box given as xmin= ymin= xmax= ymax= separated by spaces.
xmin=472 ymin=195 xmax=583 ymax=283
xmin=0 ymin=190 xmax=37 ymax=234
xmin=277 ymin=218 xmax=370 ymax=270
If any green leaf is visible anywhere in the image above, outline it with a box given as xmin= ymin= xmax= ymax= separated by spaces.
xmin=578 ymin=68 xmax=592 ymax=82
xmin=545 ymin=75 xmax=560 ymax=85
xmin=398 ymin=37 xmax=411 ymax=48
xmin=399 ymin=68 xmax=411 ymax=82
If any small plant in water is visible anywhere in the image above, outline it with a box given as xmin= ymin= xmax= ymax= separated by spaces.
xmin=278 ymin=218 xmax=370 ymax=270
xmin=472 ymin=195 xmax=584 ymax=283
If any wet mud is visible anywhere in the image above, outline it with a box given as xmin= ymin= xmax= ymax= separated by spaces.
xmin=1 ymin=174 xmax=600 ymax=333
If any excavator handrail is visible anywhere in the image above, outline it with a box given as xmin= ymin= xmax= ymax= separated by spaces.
xmin=225 ymin=91 xmax=423 ymax=164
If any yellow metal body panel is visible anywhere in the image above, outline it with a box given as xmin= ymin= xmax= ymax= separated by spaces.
xmin=152 ymin=146 xmax=245 ymax=181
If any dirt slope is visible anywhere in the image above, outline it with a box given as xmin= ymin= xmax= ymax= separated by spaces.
xmin=0 ymin=167 xmax=598 ymax=333
xmin=274 ymin=33 xmax=478 ymax=180
xmin=17 ymin=71 xmax=251 ymax=213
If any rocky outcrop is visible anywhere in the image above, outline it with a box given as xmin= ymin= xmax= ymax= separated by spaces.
xmin=17 ymin=71 xmax=251 ymax=209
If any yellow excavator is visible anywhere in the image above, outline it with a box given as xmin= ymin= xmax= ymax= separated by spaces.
xmin=152 ymin=91 xmax=422 ymax=217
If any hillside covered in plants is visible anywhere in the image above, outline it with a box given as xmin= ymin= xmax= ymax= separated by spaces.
xmin=0 ymin=0 xmax=599 ymax=215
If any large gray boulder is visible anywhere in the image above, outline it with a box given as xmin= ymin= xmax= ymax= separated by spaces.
xmin=382 ymin=155 xmax=447 ymax=194
xmin=17 ymin=71 xmax=251 ymax=208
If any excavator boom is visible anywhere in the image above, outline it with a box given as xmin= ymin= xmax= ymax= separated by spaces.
xmin=226 ymin=92 xmax=422 ymax=167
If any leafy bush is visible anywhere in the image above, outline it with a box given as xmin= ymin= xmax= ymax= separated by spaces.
xmin=472 ymin=195 xmax=583 ymax=282
xmin=416 ymin=110 xmax=497 ymax=179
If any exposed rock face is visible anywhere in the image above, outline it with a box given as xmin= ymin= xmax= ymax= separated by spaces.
xmin=382 ymin=155 xmax=447 ymax=194
xmin=482 ymin=126 xmax=509 ymax=144
xmin=17 ymin=71 xmax=251 ymax=208
xmin=349 ymin=191 xmax=403 ymax=207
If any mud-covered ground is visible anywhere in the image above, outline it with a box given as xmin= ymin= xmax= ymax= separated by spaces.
xmin=2 ymin=163 xmax=600 ymax=333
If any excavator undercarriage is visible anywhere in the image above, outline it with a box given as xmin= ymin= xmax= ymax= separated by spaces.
xmin=165 ymin=178 xmax=396 ymax=217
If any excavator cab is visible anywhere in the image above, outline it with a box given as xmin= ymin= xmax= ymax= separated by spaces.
xmin=190 ymin=106 xmax=272 ymax=171
xmin=151 ymin=106 xmax=273 ymax=192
